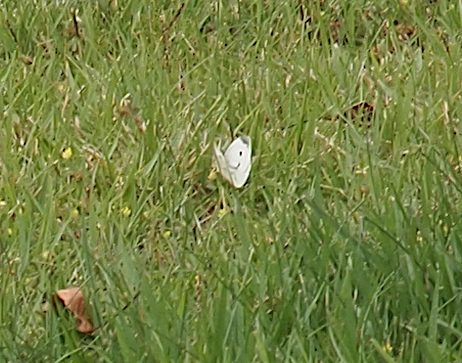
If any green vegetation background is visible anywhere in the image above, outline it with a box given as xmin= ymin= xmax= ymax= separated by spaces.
xmin=1 ymin=0 xmax=462 ymax=361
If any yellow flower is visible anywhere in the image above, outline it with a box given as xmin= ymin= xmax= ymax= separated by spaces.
xmin=384 ymin=342 xmax=393 ymax=353
xmin=7 ymin=228 xmax=13 ymax=235
xmin=163 ymin=230 xmax=172 ymax=238
xmin=121 ymin=206 xmax=131 ymax=217
xmin=219 ymin=207 xmax=227 ymax=216
xmin=208 ymin=170 xmax=218 ymax=181
xmin=61 ymin=147 xmax=73 ymax=159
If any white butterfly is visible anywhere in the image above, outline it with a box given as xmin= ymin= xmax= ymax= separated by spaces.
xmin=214 ymin=136 xmax=252 ymax=188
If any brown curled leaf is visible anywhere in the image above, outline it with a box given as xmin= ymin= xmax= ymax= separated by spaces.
xmin=55 ymin=286 xmax=94 ymax=333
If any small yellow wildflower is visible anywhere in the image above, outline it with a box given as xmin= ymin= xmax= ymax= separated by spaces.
xmin=219 ymin=207 xmax=227 ymax=216
xmin=72 ymin=208 xmax=79 ymax=216
xmin=208 ymin=170 xmax=218 ymax=181
xmin=416 ymin=230 xmax=423 ymax=244
xmin=61 ymin=147 xmax=73 ymax=159
xmin=8 ymin=228 xmax=13 ymax=235
xmin=443 ymin=224 xmax=448 ymax=234
xmin=384 ymin=342 xmax=393 ymax=353
xmin=121 ymin=206 xmax=131 ymax=217
xmin=56 ymin=83 xmax=66 ymax=94
xmin=163 ymin=230 xmax=172 ymax=238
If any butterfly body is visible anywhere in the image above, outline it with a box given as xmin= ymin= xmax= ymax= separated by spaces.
xmin=214 ymin=136 xmax=251 ymax=188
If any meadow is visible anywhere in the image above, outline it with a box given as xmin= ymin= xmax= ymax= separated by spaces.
xmin=1 ymin=0 xmax=462 ymax=361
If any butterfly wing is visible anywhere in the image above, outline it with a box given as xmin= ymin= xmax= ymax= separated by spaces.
xmin=214 ymin=141 xmax=233 ymax=184
xmin=224 ymin=136 xmax=251 ymax=188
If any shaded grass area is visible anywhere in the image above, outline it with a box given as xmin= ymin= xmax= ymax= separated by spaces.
xmin=1 ymin=0 xmax=462 ymax=361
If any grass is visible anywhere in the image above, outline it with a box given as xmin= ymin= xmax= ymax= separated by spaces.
xmin=1 ymin=0 xmax=462 ymax=361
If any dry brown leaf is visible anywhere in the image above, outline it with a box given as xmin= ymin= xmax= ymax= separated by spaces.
xmin=394 ymin=20 xmax=415 ymax=41
xmin=56 ymin=286 xmax=94 ymax=333
xmin=343 ymin=101 xmax=375 ymax=127
xmin=20 ymin=54 xmax=33 ymax=65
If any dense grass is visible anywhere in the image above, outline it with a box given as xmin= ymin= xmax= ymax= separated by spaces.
xmin=1 ymin=0 xmax=462 ymax=361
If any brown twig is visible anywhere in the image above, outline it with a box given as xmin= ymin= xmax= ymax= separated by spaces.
xmin=73 ymin=9 xmax=80 ymax=38
xmin=166 ymin=3 xmax=185 ymax=31
xmin=6 ymin=19 xmax=17 ymax=43
xmin=162 ymin=3 xmax=185 ymax=66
